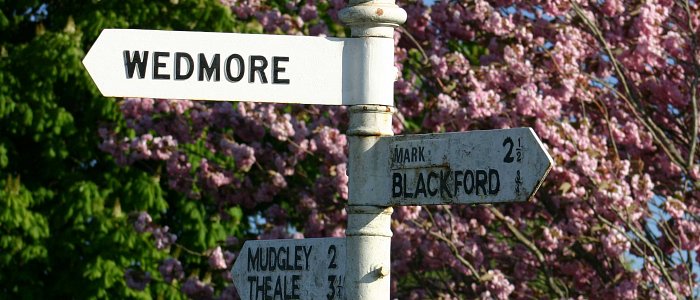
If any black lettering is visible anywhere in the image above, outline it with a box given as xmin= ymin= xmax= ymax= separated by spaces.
xmin=174 ymin=52 xmax=193 ymax=80
xmin=123 ymin=50 xmax=148 ymax=79
xmin=303 ymin=246 xmax=312 ymax=270
xmin=403 ymin=173 xmax=413 ymax=198
xmin=264 ymin=276 xmax=272 ymax=300
xmin=503 ymin=137 xmax=515 ymax=163
xmin=283 ymin=276 xmax=292 ymax=300
xmin=440 ymin=170 xmax=453 ymax=198
xmin=403 ymin=148 xmax=409 ymax=163
xmin=278 ymin=247 xmax=287 ymax=270
xmin=427 ymin=171 xmax=438 ymax=196
xmin=268 ymin=247 xmax=277 ymax=271
xmin=327 ymin=275 xmax=336 ymax=300
xmin=392 ymin=173 xmax=402 ymax=197
xmin=225 ymin=54 xmax=245 ymax=82
xmin=476 ymin=170 xmax=488 ymax=195
xmin=454 ymin=170 xmax=463 ymax=197
xmin=256 ymin=276 xmax=266 ymax=300
xmin=291 ymin=275 xmax=300 ymax=299
xmin=411 ymin=148 xmax=417 ymax=162
xmin=249 ymin=247 xmax=260 ymax=272
xmin=414 ymin=172 xmax=427 ymax=198
xmin=249 ymin=55 xmax=268 ymax=83
xmin=248 ymin=276 xmax=257 ymax=300
xmin=152 ymin=52 xmax=170 ymax=80
xmin=393 ymin=147 xmax=403 ymax=164
xmin=198 ymin=53 xmax=220 ymax=81
xmin=464 ymin=170 xmax=475 ymax=194
xmin=418 ymin=147 xmax=425 ymax=161
xmin=260 ymin=247 xmax=269 ymax=271
xmin=294 ymin=246 xmax=302 ymax=270
xmin=489 ymin=169 xmax=500 ymax=195
xmin=274 ymin=276 xmax=283 ymax=299
xmin=272 ymin=56 xmax=290 ymax=84
xmin=285 ymin=246 xmax=293 ymax=270
xmin=327 ymin=245 xmax=337 ymax=269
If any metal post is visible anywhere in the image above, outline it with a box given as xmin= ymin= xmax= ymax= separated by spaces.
xmin=345 ymin=106 xmax=394 ymax=299
xmin=339 ymin=1 xmax=406 ymax=299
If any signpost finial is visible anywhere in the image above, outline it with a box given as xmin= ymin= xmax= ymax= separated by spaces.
xmin=339 ymin=0 xmax=407 ymax=38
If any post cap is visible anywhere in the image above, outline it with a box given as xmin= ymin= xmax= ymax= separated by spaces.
xmin=339 ymin=1 xmax=407 ymax=38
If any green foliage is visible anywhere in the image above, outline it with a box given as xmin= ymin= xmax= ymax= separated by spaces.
xmin=447 ymin=40 xmax=488 ymax=66
xmin=0 ymin=175 xmax=49 ymax=266
xmin=0 ymin=0 xmax=242 ymax=298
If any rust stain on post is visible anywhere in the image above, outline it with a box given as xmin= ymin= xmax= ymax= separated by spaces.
xmin=376 ymin=8 xmax=384 ymax=16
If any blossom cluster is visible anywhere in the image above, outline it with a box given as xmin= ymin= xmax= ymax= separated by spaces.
xmin=132 ymin=211 xmax=177 ymax=250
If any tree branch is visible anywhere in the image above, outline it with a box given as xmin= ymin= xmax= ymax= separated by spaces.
xmin=414 ymin=206 xmax=485 ymax=284
xmin=597 ymin=210 xmax=681 ymax=298
xmin=571 ymin=2 xmax=690 ymax=172
xmin=684 ymin=0 xmax=700 ymax=170
xmin=488 ymin=206 xmax=566 ymax=298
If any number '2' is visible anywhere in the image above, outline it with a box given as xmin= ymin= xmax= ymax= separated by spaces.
xmin=503 ymin=137 xmax=514 ymax=163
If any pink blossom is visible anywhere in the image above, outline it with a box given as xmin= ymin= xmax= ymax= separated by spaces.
xmin=539 ymin=227 xmax=563 ymax=252
xmin=467 ymin=88 xmax=502 ymax=119
xmin=159 ymin=258 xmax=184 ymax=283
xmin=313 ymin=127 xmax=346 ymax=164
xmin=613 ymin=279 xmax=638 ymax=300
xmin=134 ymin=211 xmax=152 ymax=233
xmin=665 ymin=197 xmax=686 ymax=219
xmin=152 ymin=226 xmax=177 ymax=250
xmin=601 ymin=0 xmax=625 ymax=16
xmin=181 ymin=278 xmax=214 ymax=300
xmin=602 ymin=229 xmax=630 ymax=257
xmin=299 ymin=4 xmax=317 ymax=21
xmin=677 ymin=219 xmax=700 ymax=250
xmin=208 ymin=246 xmax=227 ymax=270
xmin=482 ymin=269 xmax=514 ymax=300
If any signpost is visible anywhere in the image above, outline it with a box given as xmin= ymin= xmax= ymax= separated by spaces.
xmin=83 ymin=1 xmax=554 ymax=299
xmin=82 ymin=29 xmax=395 ymax=106
xmin=351 ymin=128 xmax=554 ymax=206
xmin=231 ymin=238 xmax=346 ymax=300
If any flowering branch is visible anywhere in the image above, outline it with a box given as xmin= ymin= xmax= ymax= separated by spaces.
xmin=488 ymin=206 xmax=566 ymax=298
xmin=396 ymin=26 xmax=450 ymax=93
xmin=571 ymin=1 xmax=690 ymax=172
xmin=595 ymin=209 xmax=681 ymax=298
xmin=681 ymin=0 xmax=700 ymax=169
xmin=412 ymin=207 xmax=484 ymax=283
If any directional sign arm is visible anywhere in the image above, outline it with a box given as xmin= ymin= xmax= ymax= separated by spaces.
xmin=231 ymin=238 xmax=346 ymax=300
xmin=353 ymin=128 xmax=553 ymax=206
xmin=82 ymin=29 xmax=395 ymax=106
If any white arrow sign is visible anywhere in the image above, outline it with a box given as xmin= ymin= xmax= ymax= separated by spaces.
xmin=231 ymin=238 xmax=346 ymax=300
xmin=82 ymin=29 xmax=394 ymax=106
xmin=352 ymin=127 xmax=553 ymax=206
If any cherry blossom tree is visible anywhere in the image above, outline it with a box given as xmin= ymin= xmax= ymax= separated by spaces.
xmin=100 ymin=0 xmax=700 ymax=299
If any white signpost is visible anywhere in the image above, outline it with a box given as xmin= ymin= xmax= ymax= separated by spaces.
xmin=82 ymin=29 xmax=395 ymax=106
xmin=83 ymin=1 xmax=554 ymax=299
xmin=351 ymin=128 xmax=553 ymax=206
xmin=231 ymin=238 xmax=346 ymax=300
